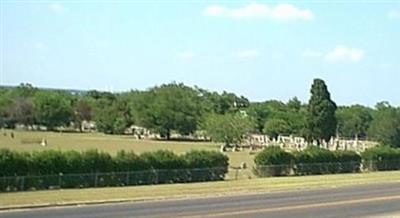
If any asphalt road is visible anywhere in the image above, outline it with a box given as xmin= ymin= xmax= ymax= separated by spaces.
xmin=2 ymin=182 xmax=400 ymax=218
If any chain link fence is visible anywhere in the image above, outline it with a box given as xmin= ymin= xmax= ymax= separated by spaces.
xmin=0 ymin=167 xmax=227 ymax=192
xmin=253 ymin=159 xmax=400 ymax=177
xmin=2 ymin=160 xmax=400 ymax=192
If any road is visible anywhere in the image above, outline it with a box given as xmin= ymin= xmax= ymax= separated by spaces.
xmin=2 ymin=182 xmax=400 ymax=218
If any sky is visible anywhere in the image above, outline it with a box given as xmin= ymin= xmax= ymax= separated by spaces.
xmin=1 ymin=1 xmax=400 ymax=106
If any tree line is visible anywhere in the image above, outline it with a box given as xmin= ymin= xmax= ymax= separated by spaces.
xmin=0 ymin=80 xmax=399 ymax=147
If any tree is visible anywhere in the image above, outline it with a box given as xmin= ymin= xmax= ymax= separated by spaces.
xmin=9 ymin=97 xmax=36 ymax=127
xmin=336 ymin=105 xmax=373 ymax=139
xmin=73 ymin=100 xmax=92 ymax=132
xmin=287 ymin=97 xmax=302 ymax=112
xmin=92 ymin=93 xmax=133 ymax=134
xmin=200 ymin=90 xmax=249 ymax=115
xmin=246 ymin=99 xmax=306 ymax=136
xmin=202 ymin=113 xmax=253 ymax=146
xmin=0 ymin=89 xmax=14 ymax=127
xmin=13 ymin=83 xmax=38 ymax=98
xmin=246 ymin=103 xmax=270 ymax=133
xmin=263 ymin=118 xmax=291 ymax=139
xmin=135 ymin=83 xmax=204 ymax=139
xmin=305 ymin=79 xmax=337 ymax=143
xmin=368 ymin=103 xmax=400 ymax=147
xmin=33 ymin=91 xmax=73 ymax=130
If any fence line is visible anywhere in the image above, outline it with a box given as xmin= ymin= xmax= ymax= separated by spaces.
xmin=0 ymin=167 xmax=227 ymax=192
xmin=2 ymin=160 xmax=400 ymax=192
xmin=253 ymin=159 xmax=400 ymax=177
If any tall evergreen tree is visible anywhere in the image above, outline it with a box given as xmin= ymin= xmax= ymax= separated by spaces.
xmin=305 ymin=79 xmax=337 ymax=143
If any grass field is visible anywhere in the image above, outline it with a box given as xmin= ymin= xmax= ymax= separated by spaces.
xmin=0 ymin=129 xmax=256 ymax=169
xmin=1 ymin=171 xmax=400 ymax=209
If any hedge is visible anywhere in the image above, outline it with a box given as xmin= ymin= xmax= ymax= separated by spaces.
xmin=361 ymin=146 xmax=400 ymax=171
xmin=253 ymin=146 xmax=294 ymax=176
xmin=293 ymin=147 xmax=361 ymax=175
xmin=0 ymin=149 xmax=229 ymax=191
xmin=254 ymin=146 xmax=362 ymax=177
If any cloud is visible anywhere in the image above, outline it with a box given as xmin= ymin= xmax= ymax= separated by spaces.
xmin=48 ymin=3 xmax=65 ymax=13
xmin=325 ymin=46 xmax=364 ymax=62
xmin=204 ymin=3 xmax=313 ymax=21
xmin=232 ymin=50 xmax=260 ymax=58
xmin=302 ymin=46 xmax=364 ymax=63
xmin=177 ymin=51 xmax=195 ymax=59
xmin=388 ymin=10 xmax=400 ymax=19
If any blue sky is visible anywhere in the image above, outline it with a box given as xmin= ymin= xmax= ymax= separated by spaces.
xmin=1 ymin=1 xmax=400 ymax=106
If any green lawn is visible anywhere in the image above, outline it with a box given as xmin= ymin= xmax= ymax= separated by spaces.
xmin=1 ymin=171 xmax=400 ymax=209
xmin=0 ymin=129 xmax=256 ymax=169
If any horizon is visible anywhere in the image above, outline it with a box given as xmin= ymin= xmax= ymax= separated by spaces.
xmin=2 ymin=1 xmax=400 ymax=106
xmin=1 ymin=80 xmax=397 ymax=108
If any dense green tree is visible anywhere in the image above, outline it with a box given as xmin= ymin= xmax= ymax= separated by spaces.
xmin=33 ymin=91 xmax=73 ymax=130
xmin=199 ymin=90 xmax=249 ymax=114
xmin=9 ymin=97 xmax=36 ymax=127
xmin=73 ymin=99 xmax=92 ymax=131
xmin=368 ymin=103 xmax=400 ymax=147
xmin=305 ymin=79 xmax=337 ymax=143
xmin=92 ymin=94 xmax=133 ymax=134
xmin=135 ymin=83 xmax=204 ymax=139
xmin=202 ymin=113 xmax=253 ymax=146
xmin=0 ymin=89 xmax=14 ymax=127
xmin=263 ymin=118 xmax=291 ymax=139
xmin=13 ymin=83 xmax=38 ymax=98
xmin=246 ymin=99 xmax=306 ymax=136
xmin=287 ymin=97 xmax=302 ymax=112
xmin=336 ymin=105 xmax=373 ymax=139
xmin=246 ymin=103 xmax=270 ymax=133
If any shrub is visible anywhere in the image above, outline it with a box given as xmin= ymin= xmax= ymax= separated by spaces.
xmin=0 ymin=149 xmax=31 ymax=176
xmin=81 ymin=149 xmax=114 ymax=173
xmin=293 ymin=146 xmax=338 ymax=175
xmin=333 ymin=150 xmax=361 ymax=173
xmin=254 ymin=146 xmax=294 ymax=176
xmin=183 ymin=150 xmax=229 ymax=181
xmin=0 ymin=148 xmax=230 ymax=191
xmin=361 ymin=145 xmax=400 ymax=171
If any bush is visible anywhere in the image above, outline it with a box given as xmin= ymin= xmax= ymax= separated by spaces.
xmin=361 ymin=146 xmax=400 ymax=171
xmin=253 ymin=146 xmax=362 ymax=177
xmin=140 ymin=150 xmax=187 ymax=184
xmin=333 ymin=150 xmax=361 ymax=173
xmin=0 ymin=148 xmax=231 ymax=191
xmin=294 ymin=146 xmax=361 ymax=175
xmin=294 ymin=146 xmax=336 ymax=175
xmin=294 ymin=146 xmax=337 ymax=163
xmin=183 ymin=150 xmax=229 ymax=181
xmin=0 ymin=149 xmax=31 ymax=176
xmin=254 ymin=146 xmax=294 ymax=176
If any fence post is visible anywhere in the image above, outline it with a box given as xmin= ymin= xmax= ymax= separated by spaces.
xmin=154 ymin=169 xmax=158 ymax=184
xmin=126 ymin=171 xmax=130 ymax=185
xmin=20 ymin=176 xmax=25 ymax=191
xmin=58 ymin=173 xmax=63 ymax=189
xmin=94 ymin=172 xmax=98 ymax=187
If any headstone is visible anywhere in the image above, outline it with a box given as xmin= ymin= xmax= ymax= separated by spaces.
xmin=41 ymin=138 xmax=47 ymax=147
xmin=240 ymin=162 xmax=247 ymax=169
xmin=220 ymin=145 xmax=226 ymax=152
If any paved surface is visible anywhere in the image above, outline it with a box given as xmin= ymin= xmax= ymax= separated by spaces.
xmin=2 ymin=183 xmax=400 ymax=218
